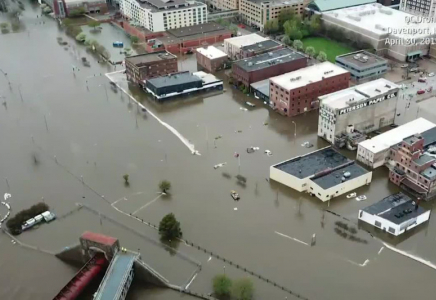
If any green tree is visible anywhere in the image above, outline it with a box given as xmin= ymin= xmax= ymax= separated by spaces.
xmin=159 ymin=213 xmax=182 ymax=240
xmin=88 ymin=20 xmax=101 ymax=30
xmin=284 ymin=20 xmax=302 ymax=41
xmin=0 ymin=22 xmax=8 ymax=29
xmin=130 ymin=35 xmax=139 ymax=43
xmin=75 ymin=32 xmax=86 ymax=42
xmin=123 ymin=174 xmax=129 ymax=184
xmin=264 ymin=19 xmax=279 ymax=34
xmin=309 ymin=15 xmax=321 ymax=35
xmin=42 ymin=6 xmax=51 ymax=14
xmin=69 ymin=7 xmax=85 ymax=17
xmin=229 ymin=24 xmax=238 ymax=35
xmin=305 ymin=46 xmax=315 ymax=58
xmin=317 ymin=51 xmax=327 ymax=62
xmin=62 ymin=18 xmax=73 ymax=27
xmin=159 ymin=180 xmax=171 ymax=193
xmin=292 ymin=39 xmax=303 ymax=51
xmin=278 ymin=8 xmax=295 ymax=27
xmin=213 ymin=274 xmax=232 ymax=298
xmin=231 ymin=278 xmax=254 ymax=300
xmin=281 ymin=35 xmax=291 ymax=45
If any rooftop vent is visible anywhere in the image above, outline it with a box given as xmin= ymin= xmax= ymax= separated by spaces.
xmin=248 ymin=62 xmax=253 ymax=66
xmin=375 ymin=89 xmax=381 ymax=92
xmin=268 ymin=52 xmax=273 ymax=57
xmin=258 ymin=44 xmax=263 ymax=48
xmin=343 ymin=172 xmax=351 ymax=178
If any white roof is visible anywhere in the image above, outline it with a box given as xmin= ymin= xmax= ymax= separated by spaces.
xmin=324 ymin=3 xmax=435 ymax=39
xmin=196 ymin=46 xmax=227 ymax=60
xmin=320 ymin=78 xmax=399 ymax=110
xmin=270 ymin=61 xmax=348 ymax=91
xmin=193 ymin=71 xmax=221 ymax=84
xmin=359 ymin=118 xmax=436 ymax=153
xmin=224 ymin=34 xmax=268 ymax=49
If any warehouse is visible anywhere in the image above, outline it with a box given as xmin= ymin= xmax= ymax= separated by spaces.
xmin=322 ymin=3 xmax=434 ymax=61
xmin=224 ymin=34 xmax=268 ymax=60
xmin=359 ymin=193 xmax=430 ymax=236
xmin=270 ymin=147 xmax=372 ymax=202
xmin=144 ymin=71 xmax=223 ymax=100
xmin=318 ymin=78 xmax=400 ymax=148
xmin=356 ymin=118 xmax=436 ymax=169
xmin=196 ymin=46 xmax=228 ymax=72
xmin=239 ymin=40 xmax=283 ymax=59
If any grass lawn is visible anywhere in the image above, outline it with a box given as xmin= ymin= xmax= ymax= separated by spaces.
xmin=302 ymin=37 xmax=355 ymax=63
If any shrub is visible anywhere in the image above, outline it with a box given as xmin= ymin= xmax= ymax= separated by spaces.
xmin=159 ymin=213 xmax=182 ymax=240
xmin=6 ymin=202 xmax=49 ymax=235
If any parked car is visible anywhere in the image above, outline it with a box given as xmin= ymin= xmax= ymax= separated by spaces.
xmin=410 ymin=67 xmax=419 ymax=72
xmin=418 ymin=77 xmax=427 ymax=82
xmin=401 ymin=64 xmax=408 ymax=68
xmin=230 ymin=190 xmax=240 ymax=200
xmin=429 ymin=72 xmax=435 ymax=77
xmin=417 ymin=89 xmax=425 ymax=95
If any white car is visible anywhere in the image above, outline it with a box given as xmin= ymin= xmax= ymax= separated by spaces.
xmin=356 ymin=195 xmax=367 ymax=201
xmin=429 ymin=72 xmax=435 ymax=77
xmin=213 ymin=162 xmax=227 ymax=169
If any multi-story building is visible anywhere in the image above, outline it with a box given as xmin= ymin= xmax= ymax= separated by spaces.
xmin=270 ymin=61 xmax=349 ymax=117
xmin=120 ymin=0 xmax=207 ymax=32
xmin=207 ymin=0 xmax=239 ymax=11
xmin=240 ymin=40 xmax=283 ymax=58
xmin=53 ymin=0 xmax=108 ymax=17
xmin=239 ymin=0 xmax=309 ymax=31
xmin=318 ymin=78 xmax=399 ymax=148
xmin=232 ymin=48 xmax=307 ymax=88
xmin=196 ymin=45 xmax=229 ymax=72
xmin=400 ymin=0 xmax=436 ymax=17
xmin=335 ymin=51 xmax=388 ymax=82
xmin=224 ymin=34 xmax=268 ymax=60
xmin=125 ymin=51 xmax=178 ymax=86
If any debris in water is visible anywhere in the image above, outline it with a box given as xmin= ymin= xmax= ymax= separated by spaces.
xmin=264 ymin=150 xmax=272 ymax=156
xmin=346 ymin=193 xmax=356 ymax=199
xmin=263 ymin=121 xmax=268 ymax=125
xmin=235 ymin=130 xmax=243 ymax=133
xmin=301 ymin=141 xmax=314 ymax=148
xmin=234 ymin=207 xmax=238 ymax=211
xmin=356 ymin=195 xmax=367 ymax=201
xmin=214 ymin=162 xmax=227 ymax=169
xmin=240 ymin=107 xmax=248 ymax=111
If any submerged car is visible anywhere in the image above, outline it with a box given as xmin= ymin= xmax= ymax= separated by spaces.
xmin=231 ymin=190 xmax=240 ymax=200
xmin=417 ymin=89 xmax=425 ymax=95
xmin=245 ymin=101 xmax=255 ymax=107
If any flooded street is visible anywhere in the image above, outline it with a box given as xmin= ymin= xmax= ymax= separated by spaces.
xmin=1 ymin=4 xmax=436 ymax=300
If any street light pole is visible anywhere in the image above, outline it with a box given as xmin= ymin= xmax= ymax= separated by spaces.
xmin=291 ymin=121 xmax=297 ymax=139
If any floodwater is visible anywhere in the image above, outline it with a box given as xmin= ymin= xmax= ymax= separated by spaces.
xmin=1 ymin=4 xmax=436 ymax=300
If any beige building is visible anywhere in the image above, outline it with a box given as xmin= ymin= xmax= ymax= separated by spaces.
xmin=239 ymin=0 xmax=309 ymax=31
xmin=207 ymin=0 xmax=239 ymax=10
xmin=224 ymin=33 xmax=268 ymax=59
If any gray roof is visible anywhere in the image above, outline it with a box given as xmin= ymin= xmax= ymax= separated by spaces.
xmin=403 ymin=135 xmax=420 ymax=146
xmin=336 ymin=50 xmax=387 ymax=69
xmin=147 ymin=72 xmax=201 ymax=88
xmin=308 ymin=0 xmax=376 ymax=12
xmin=125 ymin=51 xmax=176 ymax=66
xmin=273 ymin=147 xmax=350 ymax=179
xmin=311 ymin=162 xmax=369 ymax=189
xmin=137 ymin=0 xmax=191 ymax=10
xmin=414 ymin=154 xmax=434 ymax=166
xmin=234 ymin=48 xmax=305 ymax=73
xmin=422 ymin=127 xmax=436 ymax=148
xmin=421 ymin=166 xmax=436 ymax=180
xmin=362 ymin=193 xmax=427 ymax=225
xmin=240 ymin=40 xmax=281 ymax=53
xmin=167 ymin=22 xmax=225 ymax=38
xmin=250 ymin=79 xmax=270 ymax=97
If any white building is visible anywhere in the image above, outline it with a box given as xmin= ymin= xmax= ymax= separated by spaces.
xmin=400 ymin=0 xmax=436 ymax=17
xmin=318 ymin=78 xmax=400 ymax=147
xmin=120 ymin=0 xmax=207 ymax=32
xmin=224 ymin=34 xmax=268 ymax=59
xmin=359 ymin=192 xmax=430 ymax=236
xmin=322 ymin=3 xmax=435 ymax=61
xmin=270 ymin=147 xmax=372 ymax=202
xmin=357 ymin=118 xmax=436 ymax=169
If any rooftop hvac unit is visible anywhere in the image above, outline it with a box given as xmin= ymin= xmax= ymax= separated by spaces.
xmin=268 ymin=52 xmax=273 ymax=57
xmin=248 ymin=62 xmax=253 ymax=66
xmin=375 ymin=89 xmax=381 ymax=92
xmin=385 ymin=84 xmax=391 ymax=88
xmin=375 ymin=24 xmax=387 ymax=31
xmin=362 ymin=56 xmax=368 ymax=60
xmin=343 ymin=171 xmax=351 ymax=178
xmin=258 ymin=44 xmax=263 ymax=47
xmin=296 ymin=76 xmax=301 ymax=80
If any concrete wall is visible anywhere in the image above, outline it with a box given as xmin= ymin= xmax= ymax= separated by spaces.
xmin=134 ymin=259 xmax=171 ymax=287
xmin=269 ymin=166 xmax=308 ymax=192
xmin=55 ymin=243 xmax=88 ymax=266
xmin=357 ymin=144 xmax=389 ymax=169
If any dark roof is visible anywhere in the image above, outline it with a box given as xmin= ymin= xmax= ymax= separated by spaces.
xmin=167 ymin=22 xmax=225 ymax=38
xmin=137 ymin=0 xmax=189 ymax=10
xmin=362 ymin=193 xmax=427 ymax=225
xmin=413 ymin=154 xmax=434 ymax=166
xmin=273 ymin=147 xmax=350 ymax=179
xmin=336 ymin=50 xmax=387 ymax=69
xmin=240 ymin=40 xmax=281 ymax=53
xmin=403 ymin=135 xmax=420 ymax=146
xmin=125 ymin=51 xmax=176 ymax=66
xmin=421 ymin=166 xmax=436 ymax=181
xmin=234 ymin=48 xmax=305 ymax=72
xmin=146 ymin=71 xmax=201 ymax=88
xmin=250 ymin=79 xmax=270 ymax=97
xmin=422 ymin=127 xmax=436 ymax=148
xmin=310 ymin=162 xmax=369 ymax=189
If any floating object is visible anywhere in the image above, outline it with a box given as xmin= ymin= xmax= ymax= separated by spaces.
xmin=239 ymin=107 xmax=248 ymax=111
xmin=356 ymin=195 xmax=367 ymax=201
xmin=230 ymin=190 xmax=240 ymax=200
xmin=113 ymin=41 xmax=123 ymax=47
xmin=245 ymin=101 xmax=255 ymax=107
xmin=234 ymin=207 xmax=238 ymax=211
xmin=264 ymin=150 xmax=272 ymax=156
xmin=214 ymin=162 xmax=227 ymax=169
xmin=346 ymin=193 xmax=356 ymax=199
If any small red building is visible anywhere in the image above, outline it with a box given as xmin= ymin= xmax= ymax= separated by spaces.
xmin=196 ymin=46 xmax=228 ymax=72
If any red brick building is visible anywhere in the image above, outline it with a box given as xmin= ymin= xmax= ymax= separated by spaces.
xmin=239 ymin=40 xmax=283 ymax=59
xmin=125 ymin=51 xmax=178 ymax=86
xmin=270 ymin=61 xmax=350 ymax=117
xmin=232 ymin=48 xmax=307 ymax=88
xmin=196 ymin=46 xmax=228 ymax=72
xmin=53 ymin=0 xmax=108 ymax=18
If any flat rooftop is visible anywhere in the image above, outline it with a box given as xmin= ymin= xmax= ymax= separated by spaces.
xmin=147 ymin=71 xmax=201 ymax=88
xmin=336 ymin=50 xmax=387 ymax=68
xmin=168 ymin=22 xmax=225 ymax=38
xmin=225 ymin=33 xmax=268 ymax=48
xmin=234 ymin=48 xmax=305 ymax=73
xmin=196 ymin=45 xmax=227 ymax=59
xmin=319 ymin=78 xmax=399 ymax=111
xmin=81 ymin=231 xmax=118 ymax=246
xmin=273 ymin=147 xmax=351 ymax=179
xmin=240 ymin=39 xmax=281 ymax=53
xmin=192 ymin=71 xmax=222 ymax=84
xmin=421 ymin=166 xmax=436 ymax=181
xmin=359 ymin=118 xmax=436 ymax=153
xmin=250 ymin=79 xmax=270 ymax=97
xmin=125 ymin=51 xmax=176 ymax=66
xmin=324 ymin=3 xmax=434 ymax=39
xmin=362 ymin=193 xmax=427 ymax=225
xmin=246 ymin=0 xmax=300 ymax=4
xmin=422 ymin=121 xmax=436 ymax=148
xmin=94 ymin=252 xmax=138 ymax=300
xmin=311 ymin=162 xmax=369 ymax=189
xmin=270 ymin=61 xmax=347 ymax=91
xmin=308 ymin=0 xmax=376 ymax=12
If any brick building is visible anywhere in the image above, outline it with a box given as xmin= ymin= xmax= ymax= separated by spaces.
xmin=270 ymin=62 xmax=350 ymax=117
xmin=240 ymin=40 xmax=283 ymax=59
xmin=232 ymin=48 xmax=307 ymax=88
xmin=53 ymin=0 xmax=108 ymax=18
xmin=388 ymin=129 xmax=436 ymax=200
xmin=125 ymin=51 xmax=178 ymax=86
xmin=196 ymin=46 xmax=228 ymax=72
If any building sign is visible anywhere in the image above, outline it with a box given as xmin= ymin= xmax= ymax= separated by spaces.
xmin=338 ymin=92 xmax=398 ymax=115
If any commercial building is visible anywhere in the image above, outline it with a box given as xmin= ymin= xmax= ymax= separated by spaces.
xmin=196 ymin=45 xmax=229 ymax=72
xmin=119 ymin=0 xmax=207 ymax=32
xmin=52 ymin=0 xmax=108 ymax=17
xmin=240 ymin=0 xmax=309 ymax=31
xmin=356 ymin=118 xmax=436 ymax=169
xmin=318 ymin=78 xmax=399 ymax=148
xmin=207 ymin=0 xmax=238 ymax=11
xmin=240 ymin=40 xmax=283 ymax=58
xmin=224 ymin=34 xmax=268 ymax=60
xmin=270 ymin=147 xmax=372 ymax=202
xmin=270 ymin=61 xmax=349 ymax=117
xmin=378 ymin=0 xmax=400 ymax=7
xmin=149 ymin=22 xmax=232 ymax=54
xmin=335 ymin=51 xmax=388 ymax=82
xmin=306 ymin=0 xmax=376 ymax=12
xmin=400 ymin=0 xmax=436 ymax=17
xmin=144 ymin=71 xmax=223 ymax=100
xmin=232 ymin=48 xmax=307 ymax=88
xmin=388 ymin=129 xmax=436 ymax=200
xmin=125 ymin=51 xmax=178 ymax=86
xmin=250 ymin=79 xmax=270 ymax=102
xmin=359 ymin=193 xmax=430 ymax=236
xmin=322 ymin=3 xmax=435 ymax=61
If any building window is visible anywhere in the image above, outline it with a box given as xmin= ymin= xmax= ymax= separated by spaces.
xmin=375 ymin=221 xmax=382 ymax=227
xmin=388 ymin=227 xmax=395 ymax=234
